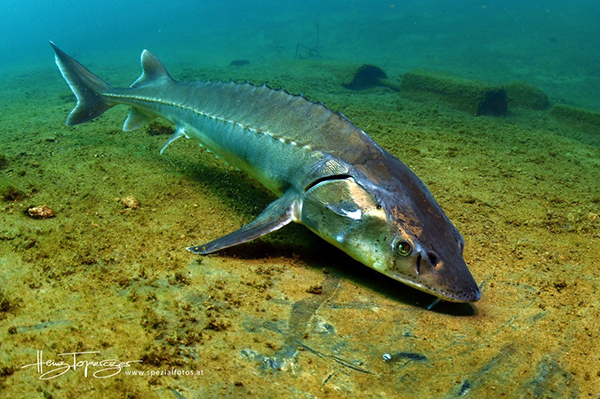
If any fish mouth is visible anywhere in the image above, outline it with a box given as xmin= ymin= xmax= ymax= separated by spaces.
xmin=428 ymin=275 xmax=482 ymax=303
xmin=441 ymin=271 xmax=482 ymax=303
xmin=402 ymin=260 xmax=481 ymax=303
xmin=399 ymin=273 xmax=481 ymax=303
xmin=443 ymin=286 xmax=481 ymax=303
xmin=420 ymin=283 xmax=481 ymax=303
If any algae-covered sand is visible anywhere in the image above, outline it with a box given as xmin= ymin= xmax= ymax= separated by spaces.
xmin=0 ymin=58 xmax=598 ymax=398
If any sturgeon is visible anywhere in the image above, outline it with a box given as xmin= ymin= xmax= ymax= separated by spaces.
xmin=51 ymin=42 xmax=480 ymax=302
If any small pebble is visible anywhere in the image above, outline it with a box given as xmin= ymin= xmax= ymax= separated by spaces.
xmin=120 ymin=196 xmax=141 ymax=209
xmin=27 ymin=205 xmax=56 ymax=219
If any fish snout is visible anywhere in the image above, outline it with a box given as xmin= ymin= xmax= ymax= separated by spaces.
xmin=416 ymin=248 xmax=481 ymax=302
xmin=437 ymin=263 xmax=481 ymax=303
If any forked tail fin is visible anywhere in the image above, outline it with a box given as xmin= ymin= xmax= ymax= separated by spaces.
xmin=50 ymin=41 xmax=113 ymax=125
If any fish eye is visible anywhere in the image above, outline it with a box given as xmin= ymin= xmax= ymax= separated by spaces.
xmin=396 ymin=241 xmax=412 ymax=256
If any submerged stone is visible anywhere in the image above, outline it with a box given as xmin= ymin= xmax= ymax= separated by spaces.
xmin=400 ymin=70 xmax=508 ymax=116
xmin=505 ymin=81 xmax=550 ymax=110
xmin=342 ymin=64 xmax=400 ymax=91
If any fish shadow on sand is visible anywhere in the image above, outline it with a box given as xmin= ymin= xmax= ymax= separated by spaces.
xmin=162 ymin=147 xmax=476 ymax=315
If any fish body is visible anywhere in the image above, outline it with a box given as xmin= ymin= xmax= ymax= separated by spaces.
xmin=51 ymin=43 xmax=480 ymax=302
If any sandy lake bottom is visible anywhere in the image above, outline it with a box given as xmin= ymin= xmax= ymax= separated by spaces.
xmin=0 ymin=58 xmax=598 ymax=398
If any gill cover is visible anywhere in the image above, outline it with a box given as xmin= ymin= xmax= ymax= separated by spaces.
xmin=301 ymin=177 xmax=391 ymax=271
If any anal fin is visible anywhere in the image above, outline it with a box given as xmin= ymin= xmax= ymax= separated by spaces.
xmin=123 ymin=108 xmax=156 ymax=131
xmin=187 ymin=190 xmax=299 ymax=255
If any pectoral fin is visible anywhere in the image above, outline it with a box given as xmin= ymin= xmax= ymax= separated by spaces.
xmin=160 ymin=126 xmax=188 ymax=154
xmin=187 ymin=190 xmax=300 ymax=255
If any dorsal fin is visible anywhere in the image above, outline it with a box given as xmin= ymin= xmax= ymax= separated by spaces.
xmin=130 ymin=50 xmax=174 ymax=88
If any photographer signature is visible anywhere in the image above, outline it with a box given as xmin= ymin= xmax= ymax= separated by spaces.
xmin=21 ymin=350 xmax=142 ymax=380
